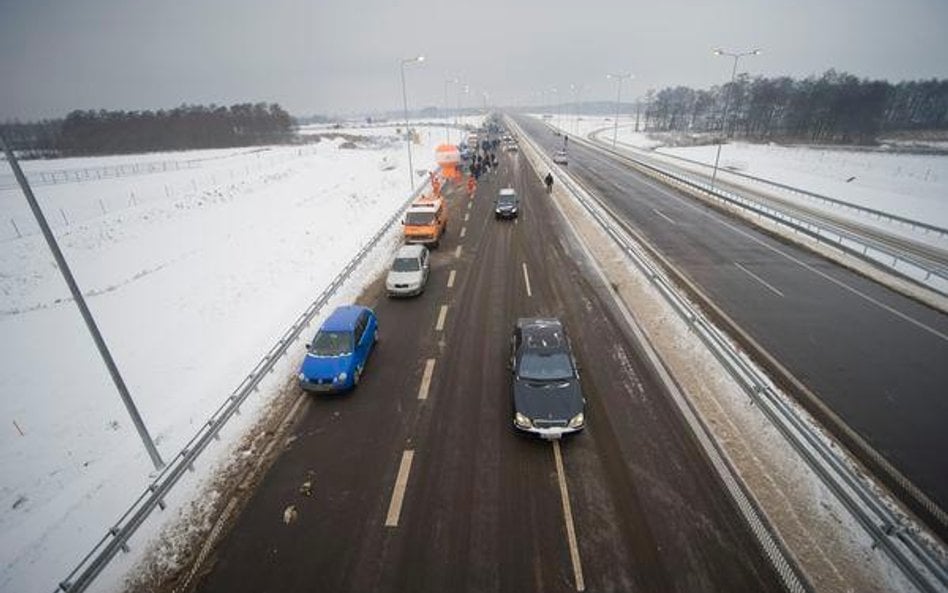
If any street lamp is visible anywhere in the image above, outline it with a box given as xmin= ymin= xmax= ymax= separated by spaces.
xmin=606 ymin=73 xmax=633 ymax=148
xmin=710 ymin=48 xmax=761 ymax=188
xmin=400 ymin=54 xmax=425 ymax=190
xmin=570 ymin=83 xmax=586 ymax=136
xmin=458 ymin=84 xmax=469 ymax=129
xmin=443 ymin=76 xmax=459 ymax=143
xmin=1 ymin=136 xmax=165 ymax=470
xmin=550 ymin=87 xmax=561 ymax=132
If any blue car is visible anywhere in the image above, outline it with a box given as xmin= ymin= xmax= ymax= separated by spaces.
xmin=298 ymin=305 xmax=378 ymax=393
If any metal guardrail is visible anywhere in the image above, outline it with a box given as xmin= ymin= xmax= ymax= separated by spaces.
xmin=509 ymin=117 xmax=948 ymax=593
xmin=54 ymin=178 xmax=432 ymax=593
xmin=592 ymin=128 xmax=948 ymax=241
xmin=572 ymin=129 xmax=948 ymax=297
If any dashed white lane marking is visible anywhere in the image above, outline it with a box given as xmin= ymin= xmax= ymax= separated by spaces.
xmin=435 ymin=305 xmax=448 ymax=331
xmin=464 ymin=212 xmax=470 ymax=221
xmin=447 ymin=269 xmax=456 ymax=288
xmin=621 ymin=165 xmax=948 ymax=342
xmin=384 ymin=450 xmax=415 ymax=527
xmin=460 ymin=226 xmax=467 ymax=238
xmin=467 ymin=201 xmax=473 ymax=210
xmin=651 ymin=207 xmax=676 ymax=224
xmin=417 ymin=358 xmax=436 ymax=400
xmin=522 ymin=262 xmax=533 ymax=297
xmin=735 ymin=262 xmax=785 ymax=298
xmin=455 ymin=245 xmax=462 ymax=258
xmin=553 ymin=440 xmax=585 ymax=591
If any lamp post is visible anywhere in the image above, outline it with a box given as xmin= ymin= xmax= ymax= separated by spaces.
xmin=443 ymin=76 xmax=459 ymax=143
xmin=550 ymin=87 xmax=561 ymax=132
xmin=400 ymin=54 xmax=425 ymax=190
xmin=1 ymin=136 xmax=164 ymax=471
xmin=458 ymin=84 xmax=469 ymax=130
xmin=570 ymin=83 xmax=586 ymax=136
xmin=606 ymin=73 xmax=633 ymax=148
xmin=710 ymin=48 xmax=761 ymax=188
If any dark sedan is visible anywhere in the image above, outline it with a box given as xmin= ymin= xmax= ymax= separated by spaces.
xmin=509 ymin=318 xmax=585 ymax=438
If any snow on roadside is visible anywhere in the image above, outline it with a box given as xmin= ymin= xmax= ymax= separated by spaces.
xmin=541 ymin=114 xmax=948 ymax=247
xmin=0 ymin=118 xmax=480 ymax=593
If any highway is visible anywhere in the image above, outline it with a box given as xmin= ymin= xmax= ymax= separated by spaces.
xmin=188 ymin=143 xmax=787 ymax=592
xmin=515 ymin=115 xmax=948 ymax=533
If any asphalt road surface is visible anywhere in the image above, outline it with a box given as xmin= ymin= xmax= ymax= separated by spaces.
xmin=190 ymin=145 xmax=787 ymax=593
xmin=517 ymin=115 xmax=948 ymax=528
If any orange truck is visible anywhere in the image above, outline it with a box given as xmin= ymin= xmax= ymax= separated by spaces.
xmin=403 ymin=195 xmax=447 ymax=248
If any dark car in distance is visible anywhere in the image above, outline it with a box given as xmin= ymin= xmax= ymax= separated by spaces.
xmin=495 ymin=188 xmax=519 ymax=219
xmin=509 ymin=318 xmax=585 ymax=438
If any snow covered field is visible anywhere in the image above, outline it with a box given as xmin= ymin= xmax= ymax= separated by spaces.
xmin=540 ymin=114 xmax=948 ymax=235
xmin=0 ymin=119 xmax=478 ymax=593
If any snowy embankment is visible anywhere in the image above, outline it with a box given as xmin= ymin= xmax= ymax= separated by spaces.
xmin=540 ymin=114 xmax=948 ymax=247
xmin=0 ymin=119 xmax=478 ymax=593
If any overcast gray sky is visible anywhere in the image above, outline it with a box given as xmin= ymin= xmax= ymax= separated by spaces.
xmin=2 ymin=0 xmax=947 ymax=120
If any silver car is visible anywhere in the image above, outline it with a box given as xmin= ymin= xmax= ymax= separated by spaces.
xmin=386 ymin=244 xmax=430 ymax=297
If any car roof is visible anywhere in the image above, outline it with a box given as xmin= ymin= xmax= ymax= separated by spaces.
xmin=498 ymin=188 xmax=516 ymax=196
xmin=395 ymin=244 xmax=426 ymax=258
xmin=516 ymin=318 xmax=567 ymax=352
xmin=408 ymin=198 xmax=441 ymax=211
xmin=321 ymin=305 xmax=369 ymax=332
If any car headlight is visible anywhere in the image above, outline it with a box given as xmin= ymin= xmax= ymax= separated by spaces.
xmin=568 ymin=413 xmax=585 ymax=428
xmin=298 ymin=372 xmax=306 ymax=381
xmin=335 ymin=371 xmax=348 ymax=383
xmin=514 ymin=412 xmax=533 ymax=428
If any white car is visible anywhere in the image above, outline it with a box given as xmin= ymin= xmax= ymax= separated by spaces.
xmin=386 ymin=244 xmax=430 ymax=297
xmin=552 ymin=149 xmax=568 ymax=165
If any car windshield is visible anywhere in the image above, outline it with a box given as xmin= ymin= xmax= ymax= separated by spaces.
xmin=498 ymin=195 xmax=517 ymax=205
xmin=310 ymin=331 xmax=353 ymax=356
xmin=405 ymin=211 xmax=435 ymax=225
xmin=392 ymin=257 xmax=420 ymax=272
xmin=518 ymin=352 xmax=573 ymax=381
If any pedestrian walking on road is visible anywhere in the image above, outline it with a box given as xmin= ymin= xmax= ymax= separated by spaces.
xmin=544 ymin=172 xmax=554 ymax=194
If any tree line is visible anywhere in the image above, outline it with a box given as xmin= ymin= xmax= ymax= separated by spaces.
xmin=638 ymin=70 xmax=948 ymax=145
xmin=2 ymin=102 xmax=295 ymax=157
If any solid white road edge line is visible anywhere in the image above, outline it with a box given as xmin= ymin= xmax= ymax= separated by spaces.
xmin=435 ymin=305 xmax=448 ymax=331
xmin=384 ymin=450 xmax=415 ymax=527
xmin=522 ymin=262 xmax=533 ymax=297
xmin=553 ymin=440 xmax=586 ymax=591
xmin=735 ymin=262 xmax=785 ymax=298
xmin=417 ymin=358 xmax=436 ymax=400
xmin=447 ymin=269 xmax=456 ymax=288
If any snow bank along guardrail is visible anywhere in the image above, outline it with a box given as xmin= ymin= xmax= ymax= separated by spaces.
xmin=593 ymin=127 xmax=948 ymax=243
xmin=53 ymin=178 xmax=433 ymax=593
xmin=580 ymin=128 xmax=948 ymax=298
xmin=509 ymin=116 xmax=948 ymax=593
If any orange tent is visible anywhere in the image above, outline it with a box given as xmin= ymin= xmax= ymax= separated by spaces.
xmin=435 ymin=144 xmax=461 ymax=180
